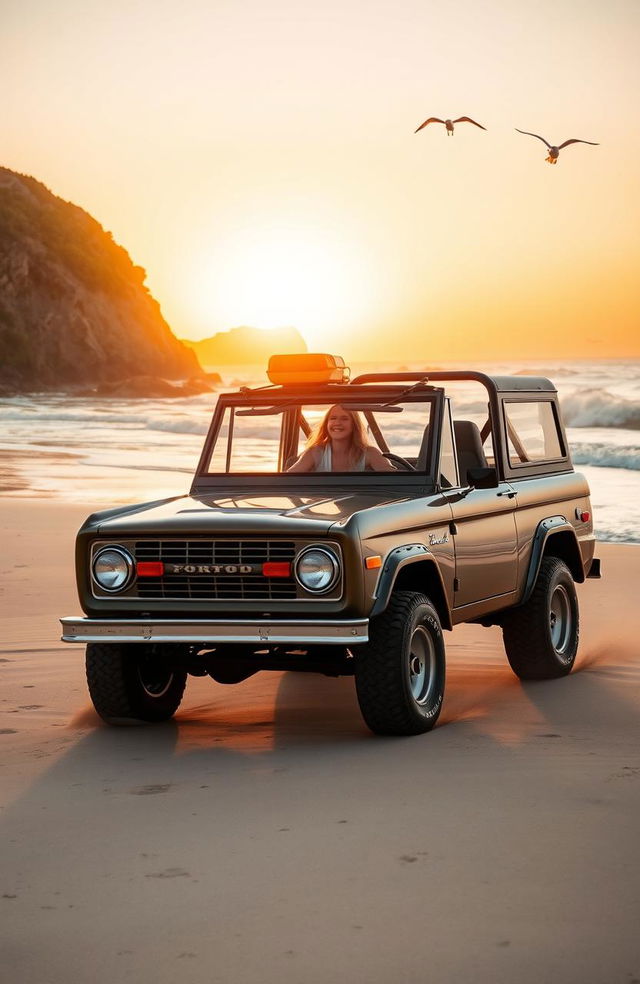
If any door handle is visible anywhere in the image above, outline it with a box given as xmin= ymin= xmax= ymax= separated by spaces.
xmin=497 ymin=490 xmax=517 ymax=498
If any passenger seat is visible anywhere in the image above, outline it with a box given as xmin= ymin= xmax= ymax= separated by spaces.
xmin=453 ymin=420 xmax=488 ymax=485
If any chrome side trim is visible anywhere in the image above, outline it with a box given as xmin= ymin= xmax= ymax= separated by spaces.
xmin=60 ymin=617 xmax=369 ymax=645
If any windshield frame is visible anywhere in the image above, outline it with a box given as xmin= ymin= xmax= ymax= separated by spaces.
xmin=191 ymin=383 xmax=444 ymax=494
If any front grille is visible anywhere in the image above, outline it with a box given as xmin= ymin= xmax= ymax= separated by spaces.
xmin=134 ymin=539 xmax=297 ymax=601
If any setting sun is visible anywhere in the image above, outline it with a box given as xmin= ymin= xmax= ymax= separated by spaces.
xmin=188 ymin=224 xmax=376 ymax=350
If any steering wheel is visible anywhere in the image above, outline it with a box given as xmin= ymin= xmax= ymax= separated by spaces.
xmin=383 ymin=452 xmax=416 ymax=471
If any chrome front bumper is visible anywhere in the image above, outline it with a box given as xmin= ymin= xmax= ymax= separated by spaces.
xmin=60 ymin=617 xmax=369 ymax=646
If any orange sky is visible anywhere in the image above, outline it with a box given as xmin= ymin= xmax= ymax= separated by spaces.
xmin=2 ymin=0 xmax=639 ymax=360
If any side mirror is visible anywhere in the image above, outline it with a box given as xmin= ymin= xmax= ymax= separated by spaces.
xmin=467 ymin=466 xmax=499 ymax=489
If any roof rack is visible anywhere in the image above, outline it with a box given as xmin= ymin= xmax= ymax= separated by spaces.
xmin=267 ymin=353 xmax=349 ymax=385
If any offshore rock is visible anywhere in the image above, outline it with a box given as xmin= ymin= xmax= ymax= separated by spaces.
xmin=182 ymin=325 xmax=307 ymax=366
xmin=87 ymin=375 xmax=215 ymax=398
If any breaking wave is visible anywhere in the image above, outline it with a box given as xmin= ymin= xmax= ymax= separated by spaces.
xmin=514 ymin=367 xmax=579 ymax=378
xmin=148 ymin=417 xmax=210 ymax=436
xmin=572 ymin=443 xmax=640 ymax=471
xmin=0 ymin=408 xmax=150 ymax=425
xmin=561 ymin=389 xmax=640 ymax=430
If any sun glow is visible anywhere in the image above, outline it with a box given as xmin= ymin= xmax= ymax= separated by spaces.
xmin=188 ymin=225 xmax=375 ymax=350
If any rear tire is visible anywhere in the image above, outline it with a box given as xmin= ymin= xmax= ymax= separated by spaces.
xmin=355 ymin=591 xmax=445 ymax=736
xmin=86 ymin=643 xmax=187 ymax=724
xmin=502 ymin=557 xmax=579 ymax=680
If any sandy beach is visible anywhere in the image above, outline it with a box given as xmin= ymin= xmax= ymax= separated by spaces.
xmin=1 ymin=497 xmax=638 ymax=984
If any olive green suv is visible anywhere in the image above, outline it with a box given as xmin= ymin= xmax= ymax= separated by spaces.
xmin=61 ymin=356 xmax=600 ymax=736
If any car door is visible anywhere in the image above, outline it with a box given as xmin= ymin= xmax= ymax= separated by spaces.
xmin=443 ymin=415 xmax=518 ymax=609
xmin=448 ymin=485 xmax=518 ymax=607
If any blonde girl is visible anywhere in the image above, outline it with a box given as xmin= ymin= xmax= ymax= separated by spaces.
xmin=287 ymin=405 xmax=395 ymax=472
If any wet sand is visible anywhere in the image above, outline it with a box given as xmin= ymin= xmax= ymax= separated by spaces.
xmin=1 ymin=498 xmax=639 ymax=984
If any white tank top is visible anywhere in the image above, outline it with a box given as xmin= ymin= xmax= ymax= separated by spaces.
xmin=316 ymin=445 xmax=366 ymax=471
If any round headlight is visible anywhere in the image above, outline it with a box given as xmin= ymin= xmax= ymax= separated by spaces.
xmin=92 ymin=546 xmax=134 ymax=592
xmin=295 ymin=546 xmax=339 ymax=594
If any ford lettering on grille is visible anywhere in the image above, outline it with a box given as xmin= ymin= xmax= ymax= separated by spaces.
xmin=166 ymin=563 xmax=256 ymax=575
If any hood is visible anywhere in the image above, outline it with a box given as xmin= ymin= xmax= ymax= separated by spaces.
xmin=93 ymin=491 xmax=412 ymax=537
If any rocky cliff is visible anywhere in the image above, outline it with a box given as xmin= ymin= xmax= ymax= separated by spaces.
xmin=0 ymin=168 xmax=201 ymax=390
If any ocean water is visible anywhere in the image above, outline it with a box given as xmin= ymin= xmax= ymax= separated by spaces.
xmin=1 ymin=359 xmax=638 ymax=543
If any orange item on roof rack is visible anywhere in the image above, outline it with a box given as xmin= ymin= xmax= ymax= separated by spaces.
xmin=267 ymin=353 xmax=350 ymax=385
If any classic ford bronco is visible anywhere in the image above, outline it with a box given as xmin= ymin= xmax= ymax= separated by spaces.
xmin=61 ymin=354 xmax=600 ymax=735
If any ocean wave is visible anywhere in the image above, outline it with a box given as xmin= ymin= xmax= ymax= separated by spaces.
xmin=449 ymin=400 xmax=488 ymax=415
xmin=0 ymin=407 xmax=214 ymax=436
xmin=0 ymin=409 xmax=151 ymax=425
xmin=561 ymin=389 xmax=640 ymax=429
xmin=514 ymin=367 xmax=579 ymax=378
xmin=572 ymin=443 xmax=640 ymax=471
xmin=220 ymin=426 xmax=283 ymax=441
xmin=594 ymin=527 xmax=640 ymax=544
xmin=148 ymin=417 xmax=210 ymax=436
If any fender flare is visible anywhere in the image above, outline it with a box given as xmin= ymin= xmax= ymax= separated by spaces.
xmin=521 ymin=516 xmax=584 ymax=606
xmin=370 ymin=543 xmax=452 ymax=629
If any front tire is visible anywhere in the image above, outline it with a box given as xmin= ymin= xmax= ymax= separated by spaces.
xmin=355 ymin=591 xmax=445 ymax=736
xmin=502 ymin=557 xmax=579 ymax=680
xmin=86 ymin=643 xmax=187 ymax=724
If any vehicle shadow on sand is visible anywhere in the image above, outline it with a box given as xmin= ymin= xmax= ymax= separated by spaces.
xmin=3 ymin=631 xmax=638 ymax=833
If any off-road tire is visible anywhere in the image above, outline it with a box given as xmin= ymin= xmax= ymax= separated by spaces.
xmin=86 ymin=643 xmax=187 ymax=724
xmin=502 ymin=557 xmax=579 ymax=680
xmin=355 ymin=591 xmax=445 ymax=736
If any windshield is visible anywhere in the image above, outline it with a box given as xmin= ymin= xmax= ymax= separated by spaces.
xmin=203 ymin=397 xmax=437 ymax=474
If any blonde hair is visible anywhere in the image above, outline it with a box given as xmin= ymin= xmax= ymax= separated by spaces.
xmin=306 ymin=405 xmax=369 ymax=468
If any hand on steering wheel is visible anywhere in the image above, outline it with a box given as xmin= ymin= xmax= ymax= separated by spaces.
xmin=382 ymin=452 xmax=416 ymax=471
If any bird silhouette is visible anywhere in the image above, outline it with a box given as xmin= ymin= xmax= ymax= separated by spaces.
xmin=515 ymin=128 xmax=599 ymax=164
xmin=414 ymin=116 xmax=486 ymax=136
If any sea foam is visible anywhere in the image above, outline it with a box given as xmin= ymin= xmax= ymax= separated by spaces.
xmin=572 ymin=443 xmax=640 ymax=471
xmin=561 ymin=389 xmax=640 ymax=430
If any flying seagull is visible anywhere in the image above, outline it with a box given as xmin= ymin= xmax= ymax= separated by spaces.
xmin=515 ymin=128 xmax=599 ymax=164
xmin=414 ymin=116 xmax=486 ymax=136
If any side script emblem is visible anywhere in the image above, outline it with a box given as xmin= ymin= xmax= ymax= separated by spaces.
xmin=428 ymin=532 xmax=449 ymax=546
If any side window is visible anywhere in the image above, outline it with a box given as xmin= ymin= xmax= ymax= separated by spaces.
xmin=440 ymin=401 xmax=458 ymax=488
xmin=445 ymin=383 xmax=495 ymax=468
xmin=481 ymin=420 xmax=494 ymax=466
xmin=504 ymin=401 xmax=565 ymax=465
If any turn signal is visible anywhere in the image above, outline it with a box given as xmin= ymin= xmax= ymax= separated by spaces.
xmin=136 ymin=561 xmax=164 ymax=577
xmin=365 ymin=555 xmax=382 ymax=570
xmin=262 ymin=562 xmax=291 ymax=577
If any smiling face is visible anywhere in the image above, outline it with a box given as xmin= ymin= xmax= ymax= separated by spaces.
xmin=326 ymin=406 xmax=354 ymax=441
